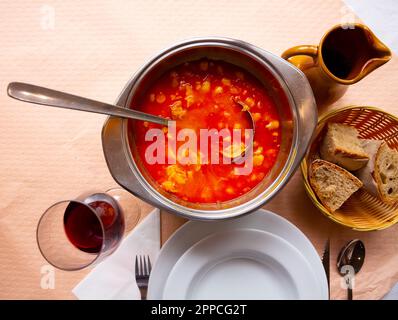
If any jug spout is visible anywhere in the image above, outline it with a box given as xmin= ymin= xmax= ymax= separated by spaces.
xmin=361 ymin=35 xmax=392 ymax=77
xmin=372 ymin=40 xmax=392 ymax=60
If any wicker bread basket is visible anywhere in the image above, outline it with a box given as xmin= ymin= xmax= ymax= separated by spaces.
xmin=301 ymin=106 xmax=398 ymax=231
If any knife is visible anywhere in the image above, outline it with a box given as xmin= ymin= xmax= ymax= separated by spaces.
xmin=322 ymin=239 xmax=330 ymax=299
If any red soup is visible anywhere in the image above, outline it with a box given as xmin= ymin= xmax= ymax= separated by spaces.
xmin=132 ymin=59 xmax=281 ymax=203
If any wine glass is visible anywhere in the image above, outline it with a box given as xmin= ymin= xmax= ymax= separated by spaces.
xmin=36 ymin=188 xmax=141 ymax=271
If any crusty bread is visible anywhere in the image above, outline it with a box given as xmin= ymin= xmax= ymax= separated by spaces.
xmin=374 ymin=143 xmax=398 ymax=204
xmin=356 ymin=140 xmax=398 ymax=205
xmin=310 ymin=159 xmax=363 ymax=212
xmin=355 ymin=139 xmax=382 ymax=197
xmin=320 ymin=123 xmax=369 ymax=171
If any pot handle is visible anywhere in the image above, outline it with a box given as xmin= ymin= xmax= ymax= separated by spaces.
xmin=262 ymin=49 xmax=318 ymax=167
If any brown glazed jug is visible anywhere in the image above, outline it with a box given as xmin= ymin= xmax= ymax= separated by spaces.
xmin=282 ymin=24 xmax=391 ymax=108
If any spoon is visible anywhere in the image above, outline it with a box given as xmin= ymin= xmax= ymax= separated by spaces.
xmin=337 ymin=239 xmax=366 ymax=300
xmin=7 ymin=82 xmax=169 ymax=126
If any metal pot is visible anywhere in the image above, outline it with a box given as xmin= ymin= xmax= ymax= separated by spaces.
xmin=102 ymin=37 xmax=317 ymax=220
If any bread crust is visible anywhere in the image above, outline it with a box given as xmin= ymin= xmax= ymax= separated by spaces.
xmin=355 ymin=139 xmax=382 ymax=198
xmin=320 ymin=123 xmax=368 ymax=171
xmin=310 ymin=159 xmax=363 ymax=212
xmin=374 ymin=143 xmax=398 ymax=205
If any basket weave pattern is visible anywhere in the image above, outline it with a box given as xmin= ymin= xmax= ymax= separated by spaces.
xmin=301 ymin=106 xmax=398 ymax=231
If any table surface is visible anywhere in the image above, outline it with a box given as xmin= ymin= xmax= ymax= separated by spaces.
xmin=1 ymin=0 xmax=397 ymax=300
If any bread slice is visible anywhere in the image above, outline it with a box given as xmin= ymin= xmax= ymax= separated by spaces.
xmin=356 ymin=140 xmax=398 ymax=205
xmin=320 ymin=123 xmax=369 ymax=171
xmin=310 ymin=159 xmax=363 ymax=212
xmin=374 ymin=143 xmax=398 ymax=204
xmin=355 ymin=139 xmax=383 ymax=197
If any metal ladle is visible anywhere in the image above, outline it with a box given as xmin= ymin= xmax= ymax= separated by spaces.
xmin=219 ymin=99 xmax=255 ymax=161
xmin=7 ymin=82 xmax=169 ymax=126
xmin=7 ymin=82 xmax=255 ymax=161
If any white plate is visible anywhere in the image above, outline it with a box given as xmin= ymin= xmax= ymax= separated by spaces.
xmin=148 ymin=209 xmax=328 ymax=300
xmin=163 ymin=229 xmax=322 ymax=299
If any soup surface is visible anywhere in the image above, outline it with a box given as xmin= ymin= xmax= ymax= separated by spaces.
xmin=132 ymin=59 xmax=281 ymax=203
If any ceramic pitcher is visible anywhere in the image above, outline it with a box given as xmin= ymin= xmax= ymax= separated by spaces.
xmin=282 ymin=23 xmax=392 ymax=107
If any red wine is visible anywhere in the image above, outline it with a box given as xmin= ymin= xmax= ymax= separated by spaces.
xmin=64 ymin=198 xmax=122 ymax=254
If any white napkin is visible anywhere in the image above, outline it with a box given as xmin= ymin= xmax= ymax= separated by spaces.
xmin=383 ymin=283 xmax=398 ymax=300
xmin=73 ymin=208 xmax=160 ymax=300
xmin=344 ymin=0 xmax=398 ymax=54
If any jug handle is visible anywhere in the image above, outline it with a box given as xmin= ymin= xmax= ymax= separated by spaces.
xmin=281 ymin=45 xmax=318 ymax=61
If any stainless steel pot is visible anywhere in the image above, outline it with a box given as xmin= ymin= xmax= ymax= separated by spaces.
xmin=102 ymin=37 xmax=317 ymax=220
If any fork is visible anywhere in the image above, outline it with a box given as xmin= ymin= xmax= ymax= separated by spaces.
xmin=135 ymin=255 xmax=152 ymax=300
